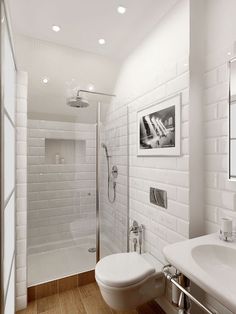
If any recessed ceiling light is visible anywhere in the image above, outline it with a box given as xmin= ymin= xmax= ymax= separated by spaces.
xmin=98 ymin=38 xmax=106 ymax=45
xmin=117 ymin=6 xmax=126 ymax=14
xmin=87 ymin=84 xmax=95 ymax=91
xmin=42 ymin=77 xmax=49 ymax=84
xmin=52 ymin=25 xmax=61 ymax=32
xmin=227 ymin=51 xmax=232 ymax=56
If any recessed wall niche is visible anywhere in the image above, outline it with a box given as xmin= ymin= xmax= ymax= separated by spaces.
xmin=45 ymin=138 xmax=86 ymax=164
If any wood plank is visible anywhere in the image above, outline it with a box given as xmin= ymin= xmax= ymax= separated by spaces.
xmin=36 ymin=281 xmax=58 ymax=299
xmin=28 ymin=286 xmax=36 ymax=302
xmin=137 ymin=300 xmax=166 ymax=314
xmin=72 ymin=288 xmax=88 ymax=314
xmin=18 ymin=281 xmax=166 ymax=314
xmin=81 ymin=295 xmax=112 ymax=314
xmin=78 ymin=283 xmax=112 ymax=314
xmin=58 ymin=275 xmax=78 ymax=293
xmin=16 ymin=302 xmax=37 ymax=314
xmin=59 ymin=289 xmax=86 ymax=314
xmin=37 ymin=294 xmax=61 ymax=314
xmin=111 ymin=309 xmax=138 ymax=314
xmin=78 ymin=282 xmax=100 ymax=299
xmin=78 ymin=270 xmax=95 ymax=286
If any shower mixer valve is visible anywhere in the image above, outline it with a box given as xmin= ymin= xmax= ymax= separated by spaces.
xmin=111 ymin=165 xmax=118 ymax=179
xmin=101 ymin=143 xmax=117 ymax=203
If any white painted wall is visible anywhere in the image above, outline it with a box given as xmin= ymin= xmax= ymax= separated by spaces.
xmin=114 ymin=0 xmax=189 ymax=102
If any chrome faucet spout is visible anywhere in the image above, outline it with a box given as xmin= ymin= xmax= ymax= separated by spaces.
xmin=129 ymin=220 xmax=139 ymax=234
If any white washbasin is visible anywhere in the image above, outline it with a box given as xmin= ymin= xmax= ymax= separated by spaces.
xmin=163 ymin=233 xmax=236 ymax=313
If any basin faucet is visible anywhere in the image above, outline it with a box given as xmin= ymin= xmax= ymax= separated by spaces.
xmin=219 ymin=229 xmax=232 ymax=241
xmin=129 ymin=220 xmax=139 ymax=234
xmin=129 ymin=221 xmax=144 ymax=253
xmin=219 ymin=218 xmax=232 ymax=242
xmin=133 ymin=238 xmax=138 ymax=252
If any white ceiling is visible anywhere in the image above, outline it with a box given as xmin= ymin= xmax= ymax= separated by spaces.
xmin=14 ymin=34 xmax=119 ymax=123
xmin=8 ymin=0 xmax=178 ymax=60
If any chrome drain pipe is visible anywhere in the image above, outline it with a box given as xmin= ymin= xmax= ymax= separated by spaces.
xmin=162 ymin=265 xmax=214 ymax=314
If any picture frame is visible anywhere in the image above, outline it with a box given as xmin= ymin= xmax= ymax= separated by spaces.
xmin=137 ymin=94 xmax=181 ymax=156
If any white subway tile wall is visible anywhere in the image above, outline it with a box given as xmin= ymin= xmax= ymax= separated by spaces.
xmin=203 ymin=1 xmax=236 ymax=312
xmin=101 ymin=65 xmax=190 ymax=261
xmin=204 ymin=47 xmax=236 ymax=236
xmin=16 ymin=71 xmax=28 ymax=310
xmin=27 ymin=121 xmax=96 ymax=254
xmin=100 ymin=56 xmax=190 ymax=313
xmin=101 ymin=0 xmax=190 ymax=267
xmin=128 ymin=70 xmax=190 ymax=264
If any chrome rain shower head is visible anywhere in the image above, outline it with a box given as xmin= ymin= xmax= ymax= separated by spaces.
xmin=67 ymin=88 xmax=115 ymax=109
xmin=67 ymin=95 xmax=89 ymax=108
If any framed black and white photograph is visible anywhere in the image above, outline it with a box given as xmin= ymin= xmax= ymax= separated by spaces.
xmin=137 ymin=94 xmax=181 ymax=156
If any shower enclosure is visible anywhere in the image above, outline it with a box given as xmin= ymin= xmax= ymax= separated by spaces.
xmin=27 ymin=91 xmax=128 ymax=286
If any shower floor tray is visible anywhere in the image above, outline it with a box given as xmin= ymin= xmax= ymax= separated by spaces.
xmin=28 ymin=245 xmax=96 ymax=286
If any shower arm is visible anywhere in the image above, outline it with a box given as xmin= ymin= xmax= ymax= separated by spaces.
xmin=78 ymin=89 xmax=116 ymax=98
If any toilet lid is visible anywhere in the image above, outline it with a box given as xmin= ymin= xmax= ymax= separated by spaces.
xmin=95 ymin=252 xmax=155 ymax=288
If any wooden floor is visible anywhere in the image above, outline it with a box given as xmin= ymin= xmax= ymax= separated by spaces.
xmin=17 ymin=283 xmax=165 ymax=314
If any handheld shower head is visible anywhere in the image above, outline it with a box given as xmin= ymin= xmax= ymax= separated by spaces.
xmin=101 ymin=143 xmax=117 ymax=203
xmin=101 ymin=143 xmax=109 ymax=158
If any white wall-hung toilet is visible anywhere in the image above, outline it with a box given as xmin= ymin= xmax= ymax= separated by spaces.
xmin=95 ymin=252 xmax=165 ymax=311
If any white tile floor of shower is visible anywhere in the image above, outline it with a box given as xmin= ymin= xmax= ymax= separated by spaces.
xmin=28 ymin=244 xmax=96 ymax=286
xmin=27 ymin=241 xmax=113 ymax=286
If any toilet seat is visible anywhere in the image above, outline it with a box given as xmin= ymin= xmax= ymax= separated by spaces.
xmin=95 ymin=252 xmax=155 ymax=288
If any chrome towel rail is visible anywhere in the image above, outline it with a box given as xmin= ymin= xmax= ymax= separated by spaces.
xmin=162 ymin=265 xmax=215 ymax=314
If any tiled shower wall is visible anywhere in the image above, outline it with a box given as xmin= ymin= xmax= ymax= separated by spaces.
xmin=100 ymin=109 xmax=129 ymax=255
xmin=27 ymin=120 xmax=96 ymax=254
xmin=16 ymin=71 xmax=28 ymax=310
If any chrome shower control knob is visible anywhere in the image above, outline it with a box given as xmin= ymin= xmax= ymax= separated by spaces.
xmin=111 ymin=165 xmax=118 ymax=179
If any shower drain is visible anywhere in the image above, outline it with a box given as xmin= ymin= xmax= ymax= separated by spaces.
xmin=88 ymin=247 xmax=96 ymax=253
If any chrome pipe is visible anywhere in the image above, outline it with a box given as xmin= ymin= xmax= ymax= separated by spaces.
xmin=163 ymin=266 xmax=214 ymax=314
xmin=96 ymin=102 xmax=101 ymax=263
xmin=126 ymin=106 xmax=130 ymax=252
xmin=78 ymin=89 xmax=116 ymax=97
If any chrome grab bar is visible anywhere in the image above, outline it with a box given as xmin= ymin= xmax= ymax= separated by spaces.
xmin=162 ymin=265 xmax=215 ymax=314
